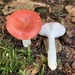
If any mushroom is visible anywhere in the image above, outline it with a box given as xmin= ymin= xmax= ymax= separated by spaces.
xmin=6 ymin=9 xmax=42 ymax=47
xmin=39 ymin=22 xmax=66 ymax=70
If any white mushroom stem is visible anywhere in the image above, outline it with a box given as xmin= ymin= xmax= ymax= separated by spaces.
xmin=48 ymin=35 xmax=57 ymax=70
xmin=22 ymin=39 xmax=31 ymax=47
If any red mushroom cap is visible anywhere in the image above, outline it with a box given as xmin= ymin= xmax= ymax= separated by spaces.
xmin=6 ymin=9 xmax=42 ymax=40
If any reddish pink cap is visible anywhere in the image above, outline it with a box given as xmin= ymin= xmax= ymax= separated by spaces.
xmin=6 ymin=9 xmax=42 ymax=40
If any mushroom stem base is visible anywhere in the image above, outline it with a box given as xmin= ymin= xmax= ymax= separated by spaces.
xmin=22 ymin=39 xmax=31 ymax=47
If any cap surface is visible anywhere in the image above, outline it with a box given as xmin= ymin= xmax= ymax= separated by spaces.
xmin=6 ymin=9 xmax=42 ymax=40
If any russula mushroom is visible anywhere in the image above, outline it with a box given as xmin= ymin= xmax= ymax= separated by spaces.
xmin=6 ymin=9 xmax=42 ymax=47
xmin=39 ymin=22 xmax=66 ymax=70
